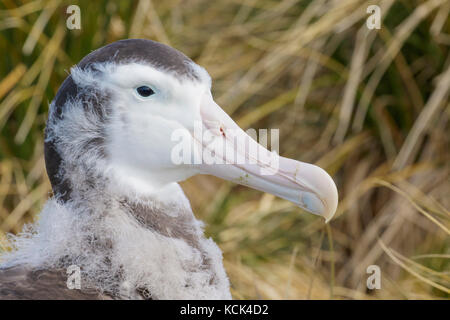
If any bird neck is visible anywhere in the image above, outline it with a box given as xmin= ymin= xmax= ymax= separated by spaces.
xmin=31 ymin=165 xmax=230 ymax=299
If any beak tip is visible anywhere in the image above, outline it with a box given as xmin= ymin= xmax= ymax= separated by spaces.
xmin=304 ymin=167 xmax=338 ymax=223
xmin=324 ymin=214 xmax=334 ymax=224
xmin=324 ymin=181 xmax=339 ymax=223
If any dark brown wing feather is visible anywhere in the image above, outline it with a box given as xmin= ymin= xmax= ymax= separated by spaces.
xmin=0 ymin=266 xmax=112 ymax=300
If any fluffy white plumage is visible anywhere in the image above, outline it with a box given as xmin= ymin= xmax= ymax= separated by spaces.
xmin=1 ymin=61 xmax=231 ymax=299
xmin=3 ymin=191 xmax=230 ymax=299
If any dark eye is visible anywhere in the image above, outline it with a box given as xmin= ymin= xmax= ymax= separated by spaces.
xmin=136 ymin=86 xmax=155 ymax=97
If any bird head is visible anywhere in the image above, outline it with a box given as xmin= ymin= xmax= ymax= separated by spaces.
xmin=45 ymin=39 xmax=338 ymax=222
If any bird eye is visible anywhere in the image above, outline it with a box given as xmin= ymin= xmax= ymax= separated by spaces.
xmin=136 ymin=86 xmax=155 ymax=98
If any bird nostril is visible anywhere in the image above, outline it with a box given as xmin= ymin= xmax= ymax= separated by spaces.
xmin=219 ymin=126 xmax=226 ymax=137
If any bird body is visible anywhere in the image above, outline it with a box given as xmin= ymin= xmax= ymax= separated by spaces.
xmin=1 ymin=184 xmax=230 ymax=299
xmin=0 ymin=39 xmax=338 ymax=299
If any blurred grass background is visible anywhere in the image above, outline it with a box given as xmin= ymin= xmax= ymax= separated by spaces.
xmin=0 ymin=0 xmax=449 ymax=299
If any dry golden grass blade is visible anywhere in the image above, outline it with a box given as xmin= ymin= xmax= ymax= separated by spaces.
xmin=434 ymin=33 xmax=450 ymax=46
xmin=372 ymin=96 xmax=397 ymax=158
xmin=396 ymin=179 xmax=450 ymax=219
xmin=378 ymin=239 xmax=450 ymax=294
xmin=336 ymin=163 xmax=441 ymax=284
xmin=393 ymin=49 xmax=424 ymax=113
xmin=430 ymin=1 xmax=449 ymax=36
xmin=15 ymin=25 xmax=65 ymax=144
xmin=129 ymin=0 xmax=151 ymax=38
xmin=353 ymin=0 xmax=447 ymax=132
xmin=291 ymin=38 xmax=327 ymax=114
xmin=145 ymin=0 xmax=171 ymax=45
xmin=0 ymin=63 xmax=26 ymax=100
xmin=325 ymin=223 xmax=335 ymax=299
xmin=22 ymin=0 xmax=60 ymax=56
xmin=26 ymin=155 xmax=46 ymax=187
xmin=218 ymin=0 xmax=364 ymax=113
xmin=2 ymin=0 xmax=70 ymax=66
xmin=0 ymin=86 xmax=35 ymax=130
xmin=231 ymin=0 xmax=259 ymax=25
xmin=316 ymin=132 xmax=371 ymax=172
xmin=0 ymin=161 xmax=13 ymax=220
xmin=393 ymin=250 xmax=450 ymax=282
xmin=393 ymin=63 xmax=450 ymax=170
xmin=20 ymin=50 xmax=52 ymax=86
xmin=237 ymin=72 xmax=337 ymax=129
xmin=0 ymin=15 xmax=24 ymax=30
xmin=412 ymin=254 xmax=450 ymax=259
xmin=0 ymin=182 xmax=49 ymax=233
xmin=284 ymin=245 xmax=299 ymax=299
xmin=373 ymin=179 xmax=449 ymax=235
xmin=306 ymin=229 xmax=325 ymax=299
xmin=237 ymin=89 xmax=298 ymax=128
xmin=0 ymin=0 xmax=44 ymax=19
xmin=334 ymin=27 xmax=374 ymax=143
xmin=0 ymin=231 xmax=11 ymax=254
xmin=334 ymin=0 xmax=396 ymax=142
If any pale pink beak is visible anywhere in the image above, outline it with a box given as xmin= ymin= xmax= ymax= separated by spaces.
xmin=194 ymin=93 xmax=338 ymax=222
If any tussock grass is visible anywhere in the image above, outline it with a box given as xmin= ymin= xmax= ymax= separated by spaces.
xmin=0 ymin=0 xmax=449 ymax=299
